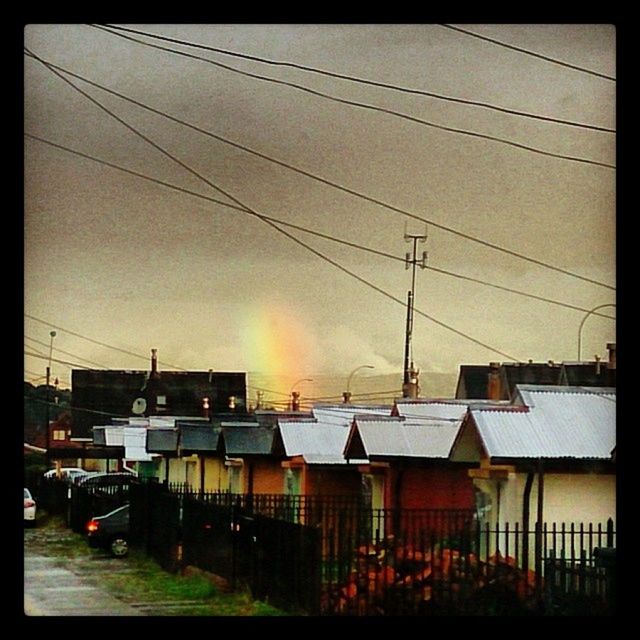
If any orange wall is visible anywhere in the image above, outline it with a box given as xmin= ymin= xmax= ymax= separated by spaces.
xmin=248 ymin=459 xmax=286 ymax=494
xmin=385 ymin=464 xmax=475 ymax=510
xmin=307 ymin=466 xmax=362 ymax=497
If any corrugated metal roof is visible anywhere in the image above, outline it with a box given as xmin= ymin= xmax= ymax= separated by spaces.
xmin=146 ymin=427 xmax=179 ymax=453
xmin=221 ymin=427 xmax=274 ymax=455
xmin=302 ymin=453 xmax=368 ymax=465
xmin=471 ymin=386 xmax=615 ymax=459
xmin=352 ymin=418 xmax=462 ymax=458
xmin=123 ymin=427 xmax=154 ymax=461
xmin=311 ymin=404 xmax=391 ymax=427
xmin=394 ymin=401 xmax=469 ymax=421
xmin=179 ymin=425 xmax=220 ymax=452
xmin=278 ymin=421 xmax=348 ymax=458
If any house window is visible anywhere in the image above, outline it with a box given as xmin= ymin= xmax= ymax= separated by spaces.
xmin=185 ymin=461 xmax=197 ymax=488
xmin=157 ymin=395 xmax=167 ymax=406
xmin=52 ymin=430 xmax=66 ymax=441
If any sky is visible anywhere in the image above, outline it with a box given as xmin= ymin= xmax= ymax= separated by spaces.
xmin=23 ymin=24 xmax=616 ymax=405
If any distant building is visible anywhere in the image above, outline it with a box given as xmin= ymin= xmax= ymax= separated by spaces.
xmin=455 ymin=343 xmax=616 ymax=400
xmin=70 ymin=349 xmax=247 ymax=438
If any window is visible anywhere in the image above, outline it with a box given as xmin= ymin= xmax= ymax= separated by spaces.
xmin=52 ymin=430 xmax=66 ymax=441
xmin=157 ymin=395 xmax=167 ymax=406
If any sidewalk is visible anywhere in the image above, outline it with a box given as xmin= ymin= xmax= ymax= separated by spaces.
xmin=24 ymin=554 xmax=144 ymax=616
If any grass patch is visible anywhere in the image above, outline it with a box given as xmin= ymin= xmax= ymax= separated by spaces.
xmin=26 ymin=515 xmax=287 ymax=616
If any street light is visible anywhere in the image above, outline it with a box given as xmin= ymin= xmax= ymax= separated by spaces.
xmin=577 ymin=304 xmax=616 ymax=361
xmin=344 ymin=365 xmax=375 ymax=403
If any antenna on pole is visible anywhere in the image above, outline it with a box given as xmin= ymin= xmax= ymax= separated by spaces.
xmin=402 ymin=224 xmax=428 ymax=399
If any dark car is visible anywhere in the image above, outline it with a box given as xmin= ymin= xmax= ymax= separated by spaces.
xmin=86 ymin=504 xmax=130 ymax=558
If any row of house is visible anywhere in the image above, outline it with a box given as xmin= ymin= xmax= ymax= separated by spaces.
xmin=89 ymin=382 xmax=615 ymax=529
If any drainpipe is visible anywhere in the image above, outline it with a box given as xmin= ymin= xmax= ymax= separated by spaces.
xmin=393 ymin=466 xmax=405 ymax=533
xmin=535 ymin=458 xmax=544 ymax=597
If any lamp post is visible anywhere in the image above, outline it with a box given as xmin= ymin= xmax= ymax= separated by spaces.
xmin=577 ymin=304 xmax=615 ymax=361
xmin=343 ymin=365 xmax=375 ymax=403
xmin=45 ymin=331 xmax=56 ymax=468
xmin=290 ymin=378 xmax=313 ymax=411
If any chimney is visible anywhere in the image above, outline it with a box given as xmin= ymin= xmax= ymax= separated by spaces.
xmin=488 ymin=362 xmax=501 ymax=400
xmin=606 ymin=342 xmax=616 ymax=370
xmin=202 ymin=396 xmax=210 ymax=420
xmin=151 ymin=348 xmax=158 ymax=377
xmin=342 ymin=391 xmax=352 ymax=404
xmin=291 ymin=391 xmax=300 ymax=412
xmin=228 ymin=395 xmax=236 ymax=410
xmin=595 ymin=355 xmax=602 ymax=376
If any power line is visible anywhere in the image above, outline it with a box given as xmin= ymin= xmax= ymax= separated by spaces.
xmin=24 ymin=314 xmax=188 ymax=371
xmin=27 ymin=51 xmax=522 ymax=362
xmin=25 ymin=132 xmax=616 ymax=322
xmin=82 ymin=28 xmax=616 ymax=171
xmin=95 ymin=23 xmax=614 ymax=133
xmin=25 ymin=350 xmax=97 ymax=370
xmin=439 ymin=24 xmax=616 ymax=82
xmin=25 ymin=335 xmax=110 ymax=368
xmin=24 ymin=52 xmax=615 ymax=291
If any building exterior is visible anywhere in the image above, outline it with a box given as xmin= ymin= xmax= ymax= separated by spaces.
xmin=71 ymin=350 xmax=247 ymax=438
xmin=449 ymin=385 xmax=616 ymax=528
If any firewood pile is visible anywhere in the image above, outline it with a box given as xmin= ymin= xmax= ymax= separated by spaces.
xmin=322 ymin=535 xmax=538 ymax=615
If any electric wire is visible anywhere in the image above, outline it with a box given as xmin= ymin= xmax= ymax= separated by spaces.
xmin=24 ymin=395 xmax=130 ymax=418
xmin=24 ymin=313 xmax=188 ymax=371
xmin=439 ymin=24 xmax=616 ymax=82
xmin=23 ymin=51 xmax=615 ymax=291
xmin=82 ymin=28 xmax=616 ymax=170
xmin=95 ymin=23 xmax=615 ymax=133
xmin=25 ymin=350 xmax=99 ymax=370
xmin=25 ymin=335 xmax=110 ymax=368
xmin=27 ymin=47 xmax=522 ymax=362
xmin=25 ymin=132 xmax=616 ymax=322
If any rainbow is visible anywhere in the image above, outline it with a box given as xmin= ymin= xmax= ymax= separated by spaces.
xmin=241 ymin=303 xmax=314 ymax=399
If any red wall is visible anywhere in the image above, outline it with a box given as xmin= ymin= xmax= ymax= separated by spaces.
xmin=386 ymin=464 xmax=475 ymax=510
xmin=307 ymin=466 xmax=362 ymax=497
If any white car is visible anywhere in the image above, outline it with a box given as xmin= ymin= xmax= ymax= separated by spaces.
xmin=24 ymin=488 xmax=36 ymax=525
xmin=43 ymin=467 xmax=90 ymax=484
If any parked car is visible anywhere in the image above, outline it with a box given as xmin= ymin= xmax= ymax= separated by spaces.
xmin=43 ymin=467 xmax=91 ymax=484
xmin=86 ymin=504 xmax=130 ymax=558
xmin=24 ymin=488 xmax=36 ymax=525
xmin=77 ymin=471 xmax=135 ymax=487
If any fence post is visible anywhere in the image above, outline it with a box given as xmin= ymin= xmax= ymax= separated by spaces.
xmin=606 ymin=518 xmax=614 ymax=548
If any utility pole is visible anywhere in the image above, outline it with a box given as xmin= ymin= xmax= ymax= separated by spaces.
xmin=44 ymin=331 xmax=56 ymax=471
xmin=402 ymin=226 xmax=427 ymax=399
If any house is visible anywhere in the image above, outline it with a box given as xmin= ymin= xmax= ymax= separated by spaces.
xmin=449 ymin=385 xmax=616 ymax=528
xmin=71 ymin=349 xmax=248 ymax=438
xmin=344 ymin=400 xmax=477 ymax=513
xmin=271 ymin=404 xmax=390 ymax=498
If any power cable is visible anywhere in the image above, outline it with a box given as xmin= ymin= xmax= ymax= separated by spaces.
xmin=81 ymin=28 xmax=616 ymax=170
xmin=25 ymin=335 xmax=110 ymax=368
xmin=26 ymin=49 xmax=522 ymax=362
xmin=24 ymin=51 xmax=616 ymax=291
xmin=95 ymin=23 xmax=614 ymax=133
xmin=439 ymin=24 xmax=616 ymax=82
xmin=24 ymin=313 xmax=188 ymax=371
xmin=25 ymin=350 xmax=98 ymax=370
xmin=25 ymin=132 xmax=616 ymax=322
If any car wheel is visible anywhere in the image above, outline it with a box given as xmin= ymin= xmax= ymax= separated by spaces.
xmin=110 ymin=536 xmax=129 ymax=558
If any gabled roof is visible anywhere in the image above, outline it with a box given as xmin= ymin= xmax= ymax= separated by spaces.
xmin=275 ymin=411 xmax=371 ymax=465
xmin=179 ymin=424 xmax=221 ymax=453
xmin=456 ymin=385 xmax=616 ymax=461
xmin=344 ymin=415 xmax=463 ymax=460
xmin=311 ymin=404 xmax=391 ymax=427
xmin=393 ymin=400 xmax=469 ymax=421
xmin=220 ymin=425 xmax=274 ymax=456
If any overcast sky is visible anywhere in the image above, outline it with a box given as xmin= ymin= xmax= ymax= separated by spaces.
xmin=24 ymin=24 xmax=616 ymax=403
